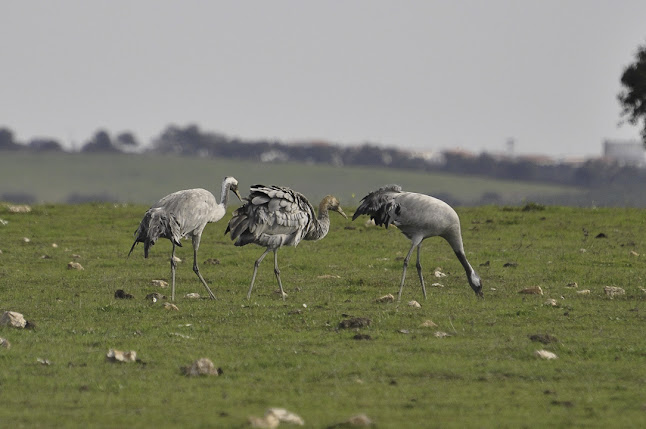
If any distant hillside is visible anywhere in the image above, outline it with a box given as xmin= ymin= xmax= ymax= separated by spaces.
xmin=0 ymin=152 xmax=584 ymax=207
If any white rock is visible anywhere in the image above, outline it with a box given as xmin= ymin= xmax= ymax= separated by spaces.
xmin=164 ymin=303 xmax=179 ymax=311
xmin=184 ymin=358 xmax=221 ymax=376
xmin=518 ymin=286 xmax=543 ymax=295
xmin=408 ymin=300 xmax=421 ymax=308
xmin=67 ymin=261 xmax=84 ymax=270
xmin=106 ymin=349 xmax=137 ymax=362
xmin=434 ymin=331 xmax=451 ymax=338
xmin=8 ymin=205 xmax=31 ymax=213
xmin=544 ymin=298 xmax=558 ymax=307
xmin=0 ymin=337 xmax=10 ymax=349
xmin=576 ymin=289 xmax=591 ymax=295
xmin=151 ymin=279 xmax=169 ymax=288
xmin=0 ymin=311 xmax=27 ymax=328
xmin=249 ymin=408 xmax=305 ymax=428
xmin=184 ymin=293 xmax=201 ymax=299
xmin=376 ymin=294 xmax=395 ymax=303
xmin=420 ymin=320 xmax=438 ymax=328
xmin=604 ymin=286 xmax=626 ymax=298
xmin=534 ymin=349 xmax=558 ymax=360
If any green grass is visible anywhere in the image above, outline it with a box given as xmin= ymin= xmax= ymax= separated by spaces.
xmin=0 ymin=152 xmax=581 ymax=205
xmin=1 ymin=203 xmax=645 ymax=428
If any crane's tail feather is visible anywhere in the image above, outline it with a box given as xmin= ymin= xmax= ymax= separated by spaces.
xmin=352 ymin=185 xmax=402 ymax=227
xmin=129 ymin=208 xmax=182 ymax=257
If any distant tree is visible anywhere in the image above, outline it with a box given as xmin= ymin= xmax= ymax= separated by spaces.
xmin=115 ymin=131 xmax=139 ymax=148
xmin=618 ymin=41 xmax=646 ymax=146
xmin=81 ymin=130 xmax=121 ymax=153
xmin=28 ymin=138 xmax=63 ymax=152
xmin=0 ymin=127 xmax=23 ymax=150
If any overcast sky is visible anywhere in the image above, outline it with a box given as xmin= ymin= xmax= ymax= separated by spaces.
xmin=2 ymin=1 xmax=645 ymax=157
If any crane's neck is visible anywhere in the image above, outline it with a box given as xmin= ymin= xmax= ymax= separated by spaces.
xmin=218 ymin=181 xmax=232 ymax=211
xmin=305 ymin=199 xmax=332 ymax=241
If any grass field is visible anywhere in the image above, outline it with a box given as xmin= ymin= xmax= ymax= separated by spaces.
xmin=1 ymin=202 xmax=645 ymax=428
xmin=0 ymin=152 xmax=582 ymax=206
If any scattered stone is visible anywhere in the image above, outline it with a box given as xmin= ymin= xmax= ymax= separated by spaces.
xmin=67 ymin=261 xmax=84 ymax=270
xmin=479 ymin=260 xmax=491 ymax=267
xmin=40 ymin=255 xmax=52 ymax=259
xmin=407 ymin=300 xmax=421 ymax=308
xmin=114 ymin=289 xmax=134 ymax=299
xmin=434 ymin=268 xmax=447 ymax=278
xmin=106 ymin=349 xmax=137 ymax=363
xmin=0 ymin=219 xmax=8 ymax=226
xmin=249 ymin=408 xmax=304 ymax=428
xmin=420 ymin=320 xmax=438 ymax=328
xmin=71 ymin=254 xmax=81 ymax=259
xmin=604 ymin=286 xmax=626 ymax=298
xmin=172 ymin=256 xmax=182 ymax=263
xmin=534 ymin=349 xmax=558 ymax=360
xmin=164 ymin=302 xmax=179 ymax=311
xmin=503 ymin=262 xmax=518 ymax=268
xmin=22 ymin=237 xmax=31 ymax=243
xmin=0 ymin=311 xmax=27 ymax=328
xmin=37 ymin=358 xmax=52 ymax=366
xmin=145 ymin=292 xmax=166 ymax=302
xmin=0 ymin=337 xmax=10 ymax=349
xmin=431 ymin=282 xmax=444 ymax=288
xmin=204 ymin=258 xmax=220 ymax=265
xmin=376 ymin=294 xmax=395 ymax=303
xmin=338 ymin=317 xmax=371 ymax=329
xmin=329 ymin=414 xmax=374 ymax=427
xmin=519 ymin=286 xmax=543 ymax=295
xmin=353 ymin=334 xmax=371 ymax=340
xmin=434 ymin=331 xmax=451 ymax=338
xmin=151 ymin=279 xmax=169 ymax=288
xmin=185 ymin=293 xmax=201 ymax=299
xmin=630 ymin=250 xmax=640 ymax=257
xmin=52 ymin=243 xmax=58 ymax=248
xmin=398 ymin=329 xmax=410 ymax=334
xmin=317 ymin=274 xmax=341 ymax=279
xmin=579 ymin=248 xmax=587 ymax=253
xmin=595 ymin=233 xmax=607 ymax=239
xmin=529 ymin=334 xmax=559 ymax=344
xmin=576 ymin=289 xmax=591 ymax=295
xmin=566 ymin=282 xmax=578 ymax=288
xmin=8 ymin=205 xmax=31 ymax=213
xmin=183 ymin=357 xmax=222 ymax=376
xmin=544 ymin=298 xmax=559 ymax=307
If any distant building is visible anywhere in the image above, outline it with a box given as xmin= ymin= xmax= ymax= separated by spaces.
xmin=603 ymin=139 xmax=646 ymax=167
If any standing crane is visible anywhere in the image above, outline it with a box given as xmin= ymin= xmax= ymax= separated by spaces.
xmin=128 ymin=176 xmax=242 ymax=301
xmin=352 ymin=185 xmax=483 ymax=301
xmin=225 ymin=184 xmax=347 ymax=300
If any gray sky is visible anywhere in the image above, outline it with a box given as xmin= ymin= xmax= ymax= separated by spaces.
xmin=2 ymin=1 xmax=645 ymax=158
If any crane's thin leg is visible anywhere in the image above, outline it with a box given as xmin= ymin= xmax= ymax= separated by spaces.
xmin=248 ymin=248 xmax=271 ymax=300
xmin=273 ymin=250 xmax=286 ymax=301
xmin=398 ymin=242 xmax=417 ymax=302
xmin=416 ymin=244 xmax=427 ymax=299
xmin=170 ymin=243 xmax=177 ymax=301
xmin=192 ymin=235 xmax=216 ymax=300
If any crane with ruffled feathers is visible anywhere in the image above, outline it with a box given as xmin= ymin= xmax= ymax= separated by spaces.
xmin=226 ymin=184 xmax=347 ymax=300
xmin=353 ymin=185 xmax=483 ymax=301
xmin=128 ymin=176 xmax=242 ymax=301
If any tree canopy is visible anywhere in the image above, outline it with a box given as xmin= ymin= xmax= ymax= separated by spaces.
xmin=618 ymin=41 xmax=646 ymax=145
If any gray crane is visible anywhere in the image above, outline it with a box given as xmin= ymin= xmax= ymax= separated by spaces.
xmin=225 ymin=184 xmax=347 ymax=300
xmin=352 ymin=185 xmax=483 ymax=301
xmin=128 ymin=176 xmax=242 ymax=301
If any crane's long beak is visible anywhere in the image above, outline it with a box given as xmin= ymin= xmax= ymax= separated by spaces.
xmin=233 ymin=188 xmax=243 ymax=202
xmin=336 ymin=207 xmax=348 ymax=219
